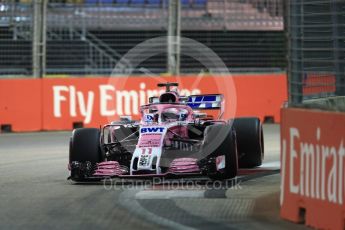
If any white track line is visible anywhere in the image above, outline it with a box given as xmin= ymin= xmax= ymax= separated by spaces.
xmin=135 ymin=190 xmax=205 ymax=199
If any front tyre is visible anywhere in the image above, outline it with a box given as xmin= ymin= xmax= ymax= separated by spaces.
xmin=69 ymin=128 xmax=104 ymax=181
xmin=202 ymin=124 xmax=238 ymax=180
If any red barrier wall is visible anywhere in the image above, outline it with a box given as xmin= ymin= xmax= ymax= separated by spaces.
xmin=0 ymin=74 xmax=287 ymax=131
xmin=233 ymin=74 xmax=286 ymax=121
xmin=281 ymin=108 xmax=345 ymax=229
xmin=303 ymin=73 xmax=336 ymax=95
xmin=0 ymin=79 xmax=42 ymax=131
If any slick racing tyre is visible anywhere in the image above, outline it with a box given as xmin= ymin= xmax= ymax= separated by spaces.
xmin=69 ymin=128 xmax=104 ymax=163
xmin=203 ymin=124 xmax=238 ymax=180
xmin=232 ymin=117 xmax=264 ymax=168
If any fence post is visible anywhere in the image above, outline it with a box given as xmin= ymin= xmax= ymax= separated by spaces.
xmin=167 ymin=0 xmax=181 ymax=75
xmin=32 ymin=0 xmax=47 ymax=78
xmin=288 ymin=0 xmax=303 ymax=105
xmin=332 ymin=0 xmax=345 ymax=96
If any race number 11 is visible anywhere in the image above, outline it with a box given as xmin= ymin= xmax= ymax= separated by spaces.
xmin=141 ymin=148 xmax=152 ymax=155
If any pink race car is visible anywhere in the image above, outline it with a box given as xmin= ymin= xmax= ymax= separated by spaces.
xmin=68 ymin=83 xmax=264 ymax=181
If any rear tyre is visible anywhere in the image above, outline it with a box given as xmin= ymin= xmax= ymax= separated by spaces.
xmin=232 ymin=117 xmax=264 ymax=168
xmin=203 ymin=124 xmax=238 ymax=180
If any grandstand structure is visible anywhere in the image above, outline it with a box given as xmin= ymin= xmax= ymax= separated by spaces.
xmin=0 ymin=0 xmax=284 ymax=76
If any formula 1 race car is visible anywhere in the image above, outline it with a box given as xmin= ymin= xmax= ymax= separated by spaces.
xmin=68 ymin=82 xmax=264 ymax=181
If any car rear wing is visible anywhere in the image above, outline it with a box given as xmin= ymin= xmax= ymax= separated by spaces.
xmin=146 ymin=94 xmax=225 ymax=119
xmin=186 ymin=94 xmax=223 ymax=110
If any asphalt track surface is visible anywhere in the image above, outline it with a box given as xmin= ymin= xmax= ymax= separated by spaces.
xmin=0 ymin=125 xmax=307 ymax=230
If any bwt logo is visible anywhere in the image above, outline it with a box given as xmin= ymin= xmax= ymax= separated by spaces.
xmin=141 ymin=127 xmax=165 ymax=133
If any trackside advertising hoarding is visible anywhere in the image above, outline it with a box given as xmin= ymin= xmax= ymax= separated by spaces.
xmin=281 ymin=108 xmax=345 ymax=229
xmin=0 ymin=74 xmax=286 ymax=131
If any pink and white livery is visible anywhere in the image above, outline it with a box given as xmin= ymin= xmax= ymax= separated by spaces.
xmin=68 ymin=82 xmax=264 ymax=181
